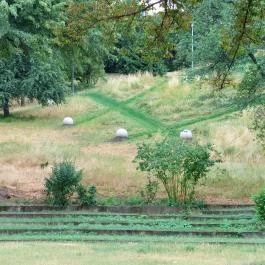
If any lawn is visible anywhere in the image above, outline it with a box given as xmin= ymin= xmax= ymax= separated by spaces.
xmin=0 ymin=242 xmax=264 ymax=265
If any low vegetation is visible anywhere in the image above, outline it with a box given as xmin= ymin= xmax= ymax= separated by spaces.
xmin=1 ymin=242 xmax=265 ymax=265
xmin=0 ymin=73 xmax=264 ymax=203
xmin=45 ymin=161 xmax=96 ymax=206
xmin=253 ymin=189 xmax=265 ymax=223
xmin=135 ymin=138 xmax=218 ymax=204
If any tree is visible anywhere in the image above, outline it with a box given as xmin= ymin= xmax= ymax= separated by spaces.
xmin=104 ymin=23 xmax=168 ymax=75
xmin=55 ymin=0 xmax=194 ymax=75
xmin=0 ymin=0 xmax=67 ymax=117
xmin=53 ymin=2 xmax=109 ymax=92
xmin=1 ymin=0 xmax=264 ymax=116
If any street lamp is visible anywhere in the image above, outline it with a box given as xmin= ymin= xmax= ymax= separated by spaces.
xmin=191 ymin=23 xmax=194 ymax=69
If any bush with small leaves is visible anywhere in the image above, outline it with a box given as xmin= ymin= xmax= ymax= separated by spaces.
xmin=140 ymin=176 xmax=158 ymax=204
xmin=77 ymin=185 xmax=97 ymax=206
xmin=135 ymin=138 xmax=219 ymax=204
xmin=253 ymin=189 xmax=265 ymax=223
xmin=45 ymin=161 xmax=83 ymax=206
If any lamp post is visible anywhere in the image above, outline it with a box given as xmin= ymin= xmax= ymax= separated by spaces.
xmin=191 ymin=23 xmax=194 ymax=70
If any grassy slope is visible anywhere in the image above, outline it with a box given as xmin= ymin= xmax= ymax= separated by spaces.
xmin=0 ymin=72 xmax=264 ymax=202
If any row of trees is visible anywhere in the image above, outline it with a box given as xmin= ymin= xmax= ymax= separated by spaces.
xmin=0 ymin=0 xmax=264 ymax=117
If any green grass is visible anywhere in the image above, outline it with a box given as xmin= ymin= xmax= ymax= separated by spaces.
xmin=87 ymin=91 xmax=164 ymax=131
xmin=0 ymin=241 xmax=265 ymax=265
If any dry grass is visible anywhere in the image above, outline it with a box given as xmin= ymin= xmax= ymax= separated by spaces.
xmin=0 ymin=104 xmax=145 ymax=198
xmin=96 ymin=72 xmax=158 ymax=101
xmin=0 ymin=72 xmax=264 ymax=202
xmin=0 ymin=242 xmax=264 ymax=265
xmin=128 ymin=73 xmax=232 ymax=124
xmin=79 ymin=143 xmax=144 ymax=197
xmin=195 ymin=111 xmax=265 ymax=201
xmin=19 ymin=95 xmax=104 ymax=119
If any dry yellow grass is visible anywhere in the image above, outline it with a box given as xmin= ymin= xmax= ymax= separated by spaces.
xmin=195 ymin=111 xmax=265 ymax=201
xmin=20 ymin=95 xmax=104 ymax=119
xmin=96 ymin=72 xmax=158 ymax=100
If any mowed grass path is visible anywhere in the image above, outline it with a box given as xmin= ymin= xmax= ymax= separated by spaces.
xmin=83 ymin=82 xmax=239 ymax=139
xmin=0 ymin=242 xmax=264 ymax=265
xmin=87 ymin=91 xmax=163 ymax=131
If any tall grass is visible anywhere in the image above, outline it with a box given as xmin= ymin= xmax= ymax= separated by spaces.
xmin=96 ymin=72 xmax=158 ymax=100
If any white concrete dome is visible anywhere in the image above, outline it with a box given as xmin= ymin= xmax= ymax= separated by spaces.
xmin=47 ymin=99 xmax=55 ymax=106
xmin=63 ymin=117 xmax=74 ymax=125
xmin=180 ymin=129 xmax=192 ymax=140
xmin=115 ymin=128 xmax=128 ymax=138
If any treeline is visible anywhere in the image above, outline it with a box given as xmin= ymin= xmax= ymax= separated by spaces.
xmin=0 ymin=0 xmax=264 ymax=116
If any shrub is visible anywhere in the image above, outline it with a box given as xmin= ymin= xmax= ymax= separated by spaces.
xmin=253 ymin=189 xmax=265 ymax=223
xmin=134 ymin=138 xmax=218 ymax=204
xmin=45 ymin=161 xmax=83 ymax=206
xmin=140 ymin=176 xmax=158 ymax=204
xmin=77 ymin=185 xmax=97 ymax=206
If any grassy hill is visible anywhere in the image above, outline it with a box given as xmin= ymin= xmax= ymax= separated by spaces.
xmin=0 ymin=72 xmax=264 ymax=203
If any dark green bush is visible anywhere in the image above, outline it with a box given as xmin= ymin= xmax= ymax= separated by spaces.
xmin=45 ymin=161 xmax=83 ymax=206
xmin=253 ymin=189 xmax=265 ymax=223
xmin=77 ymin=185 xmax=97 ymax=206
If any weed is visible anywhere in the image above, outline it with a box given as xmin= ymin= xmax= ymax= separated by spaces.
xmin=184 ymin=245 xmax=195 ymax=252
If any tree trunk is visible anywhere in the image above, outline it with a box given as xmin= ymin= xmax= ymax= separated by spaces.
xmin=71 ymin=63 xmax=75 ymax=96
xmin=2 ymin=98 xmax=10 ymax=117
xmin=21 ymin=97 xmax=25 ymax=106
xmin=248 ymin=52 xmax=265 ymax=79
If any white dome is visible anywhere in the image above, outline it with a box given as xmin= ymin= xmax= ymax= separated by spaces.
xmin=115 ymin=128 xmax=128 ymax=138
xmin=63 ymin=117 xmax=74 ymax=125
xmin=180 ymin=129 xmax=192 ymax=140
xmin=47 ymin=99 xmax=55 ymax=106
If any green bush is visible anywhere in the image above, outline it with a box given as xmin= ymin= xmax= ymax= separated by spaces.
xmin=140 ymin=176 xmax=158 ymax=204
xmin=135 ymin=138 xmax=218 ymax=204
xmin=77 ymin=185 xmax=97 ymax=206
xmin=45 ymin=161 xmax=83 ymax=206
xmin=253 ymin=189 xmax=265 ymax=223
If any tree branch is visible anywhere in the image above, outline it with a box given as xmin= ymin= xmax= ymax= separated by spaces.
xmin=220 ymin=0 xmax=253 ymax=89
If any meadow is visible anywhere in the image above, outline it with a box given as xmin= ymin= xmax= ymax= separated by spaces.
xmin=0 ymin=72 xmax=264 ymax=203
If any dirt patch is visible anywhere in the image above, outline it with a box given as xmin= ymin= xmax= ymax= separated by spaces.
xmin=0 ymin=186 xmax=26 ymax=200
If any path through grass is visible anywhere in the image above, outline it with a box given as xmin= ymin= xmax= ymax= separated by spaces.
xmin=87 ymin=91 xmax=164 ymax=131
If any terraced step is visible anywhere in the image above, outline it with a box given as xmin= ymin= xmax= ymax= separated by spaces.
xmin=185 ymin=215 xmax=254 ymax=221
xmin=0 ymin=204 xmax=256 ymax=214
xmin=0 ymin=212 xmax=255 ymax=221
xmin=0 ymin=205 xmax=183 ymax=214
xmin=0 ymin=228 xmax=263 ymax=238
xmin=0 ymin=220 xmax=254 ymax=228
xmin=0 ymin=204 xmax=261 ymax=243
xmin=205 ymin=204 xmax=254 ymax=209
xmin=201 ymin=209 xmax=255 ymax=215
